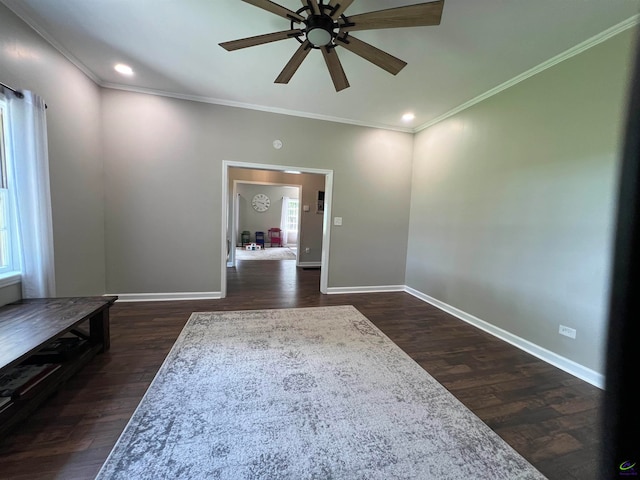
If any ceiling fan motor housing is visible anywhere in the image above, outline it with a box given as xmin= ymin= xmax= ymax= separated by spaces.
xmin=305 ymin=13 xmax=336 ymax=47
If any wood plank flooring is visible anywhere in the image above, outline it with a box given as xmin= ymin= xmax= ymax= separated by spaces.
xmin=0 ymin=260 xmax=602 ymax=479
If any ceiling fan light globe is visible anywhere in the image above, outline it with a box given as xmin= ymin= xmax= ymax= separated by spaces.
xmin=307 ymin=28 xmax=332 ymax=47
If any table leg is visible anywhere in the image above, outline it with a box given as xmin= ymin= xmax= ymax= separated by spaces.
xmin=90 ymin=309 xmax=111 ymax=352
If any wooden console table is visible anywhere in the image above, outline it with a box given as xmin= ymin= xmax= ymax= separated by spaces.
xmin=0 ymin=296 xmax=117 ymax=436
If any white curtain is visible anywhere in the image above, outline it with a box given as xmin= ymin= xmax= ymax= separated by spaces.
xmin=5 ymin=90 xmax=56 ymax=298
xmin=280 ymin=196 xmax=290 ymax=246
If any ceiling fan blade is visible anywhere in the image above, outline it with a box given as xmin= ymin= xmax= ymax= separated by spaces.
xmin=328 ymin=0 xmax=355 ymax=19
xmin=219 ymin=29 xmax=303 ymax=51
xmin=243 ymin=0 xmax=305 ymax=23
xmin=335 ymin=35 xmax=407 ymax=75
xmin=300 ymin=0 xmax=321 ymax=15
xmin=275 ymin=40 xmax=313 ymax=84
xmin=341 ymin=1 xmax=444 ymax=31
xmin=321 ymin=46 xmax=350 ymax=92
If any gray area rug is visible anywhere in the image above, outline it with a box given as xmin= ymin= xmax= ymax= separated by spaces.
xmin=236 ymin=246 xmax=296 ymax=261
xmin=96 ymin=306 xmax=547 ymax=480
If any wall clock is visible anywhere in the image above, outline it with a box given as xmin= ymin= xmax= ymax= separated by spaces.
xmin=252 ymin=193 xmax=270 ymax=212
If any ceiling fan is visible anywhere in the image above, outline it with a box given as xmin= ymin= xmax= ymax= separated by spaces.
xmin=219 ymin=0 xmax=445 ymax=92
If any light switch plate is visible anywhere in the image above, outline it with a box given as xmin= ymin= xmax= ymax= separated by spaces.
xmin=334 ymin=217 xmax=343 ymax=226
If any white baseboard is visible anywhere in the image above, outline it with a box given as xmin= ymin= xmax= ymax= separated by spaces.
xmin=104 ymin=282 xmax=603 ymax=388
xmin=107 ymin=292 xmax=223 ymax=302
xmin=327 ymin=285 xmax=405 ymax=295
xmin=298 ymin=261 xmax=321 ymax=268
xmin=404 ymin=286 xmax=604 ymax=389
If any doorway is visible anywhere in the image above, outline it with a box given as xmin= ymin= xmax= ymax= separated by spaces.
xmin=231 ymin=181 xmax=301 ymax=264
xmin=221 ymin=161 xmax=334 ymax=297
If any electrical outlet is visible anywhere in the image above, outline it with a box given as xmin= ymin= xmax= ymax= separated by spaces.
xmin=304 ymin=247 xmax=310 ymax=254
xmin=559 ymin=325 xmax=577 ymax=339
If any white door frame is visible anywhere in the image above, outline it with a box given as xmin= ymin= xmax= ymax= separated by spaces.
xmin=221 ymin=160 xmax=333 ymax=297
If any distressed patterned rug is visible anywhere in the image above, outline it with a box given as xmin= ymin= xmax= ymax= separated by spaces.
xmin=96 ymin=306 xmax=547 ymax=480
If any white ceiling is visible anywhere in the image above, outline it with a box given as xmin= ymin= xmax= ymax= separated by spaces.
xmin=3 ymin=0 xmax=639 ymax=131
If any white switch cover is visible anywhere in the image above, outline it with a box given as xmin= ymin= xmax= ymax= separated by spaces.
xmin=334 ymin=217 xmax=343 ymax=226
xmin=559 ymin=325 xmax=577 ymax=339
xmin=303 ymin=205 xmax=310 ymax=212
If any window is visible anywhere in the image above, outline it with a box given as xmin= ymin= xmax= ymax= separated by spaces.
xmin=0 ymin=100 xmax=18 ymax=275
xmin=286 ymin=199 xmax=299 ymax=234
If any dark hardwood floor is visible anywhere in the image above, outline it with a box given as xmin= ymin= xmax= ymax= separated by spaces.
xmin=0 ymin=260 xmax=602 ymax=479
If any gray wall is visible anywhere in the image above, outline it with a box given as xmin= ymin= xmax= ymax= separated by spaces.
xmin=405 ymin=30 xmax=636 ymax=374
xmin=229 ymin=167 xmax=325 ymax=262
xmin=101 ymin=89 xmax=414 ymax=294
xmin=0 ymin=3 xmax=106 ymax=302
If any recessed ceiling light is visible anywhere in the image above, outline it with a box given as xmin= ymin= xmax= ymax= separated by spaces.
xmin=402 ymin=113 xmax=415 ymax=122
xmin=114 ymin=63 xmax=134 ymax=76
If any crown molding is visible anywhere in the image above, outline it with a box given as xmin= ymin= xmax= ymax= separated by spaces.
xmin=4 ymin=0 xmax=637 ymax=136
xmin=1 ymin=0 xmax=101 ymax=84
xmin=3 ymin=0 xmax=410 ymax=133
xmin=99 ymin=82 xmax=414 ymax=133
xmin=414 ymin=14 xmax=640 ymax=133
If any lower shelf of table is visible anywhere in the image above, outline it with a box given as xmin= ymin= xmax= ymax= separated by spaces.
xmin=0 ymin=343 xmax=103 ymax=436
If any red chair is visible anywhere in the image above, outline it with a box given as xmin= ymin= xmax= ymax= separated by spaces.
xmin=268 ymin=228 xmax=282 ymax=247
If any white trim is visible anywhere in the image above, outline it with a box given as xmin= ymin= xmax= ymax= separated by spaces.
xmin=222 ymin=161 xmax=333 ymax=296
xmin=107 ymin=292 xmax=222 ymax=302
xmin=224 ymin=161 xmax=332 ymax=177
xmin=4 ymin=0 xmax=637 ymax=135
xmin=105 ymin=282 xmax=605 ymax=387
xmin=2 ymin=2 xmax=101 ymax=85
xmin=404 ymin=286 xmax=605 ymax=389
xmin=221 ymin=164 xmax=230 ymax=299
xmin=3 ymin=0 xmax=407 ymax=133
xmin=101 ymin=83 xmax=413 ymax=134
xmin=297 ymin=261 xmax=321 ymax=268
xmin=0 ymin=100 xmax=21 ymax=280
xmin=0 ymin=272 xmax=21 ymax=288
xmin=319 ymin=172 xmax=332 ymax=294
xmin=415 ymin=14 xmax=640 ymax=132
xmin=327 ymin=285 xmax=405 ymax=295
